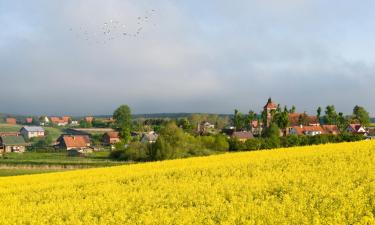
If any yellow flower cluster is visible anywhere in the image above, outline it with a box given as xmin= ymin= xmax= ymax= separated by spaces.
xmin=0 ymin=141 xmax=374 ymax=224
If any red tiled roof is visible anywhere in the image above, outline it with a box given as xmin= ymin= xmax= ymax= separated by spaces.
xmin=322 ymin=125 xmax=340 ymax=134
xmin=63 ymin=135 xmax=90 ymax=148
xmin=264 ymin=102 xmax=278 ymax=109
xmin=288 ymin=113 xmax=319 ymax=126
xmin=26 ymin=118 xmax=33 ymax=123
xmin=291 ymin=125 xmax=324 ymax=135
xmin=51 ymin=117 xmax=69 ymax=124
xmin=62 ymin=116 xmax=71 ymax=123
xmin=6 ymin=118 xmax=17 ymax=125
xmin=105 ymin=132 xmax=120 ymax=139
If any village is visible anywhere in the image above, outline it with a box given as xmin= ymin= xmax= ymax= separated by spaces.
xmin=0 ymin=98 xmax=373 ymax=158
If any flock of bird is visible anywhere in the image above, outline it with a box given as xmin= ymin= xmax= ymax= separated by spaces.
xmin=69 ymin=10 xmax=157 ymax=44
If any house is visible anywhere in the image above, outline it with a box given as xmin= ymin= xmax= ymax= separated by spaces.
xmin=141 ymin=132 xmax=158 ymax=143
xmin=39 ymin=116 xmax=50 ymax=126
xmin=57 ymin=135 xmax=91 ymax=151
xmin=232 ymin=131 xmax=254 ymax=142
xmin=6 ymin=118 xmax=17 ymax=125
xmin=103 ymin=132 xmax=121 ymax=145
xmin=20 ymin=126 xmax=45 ymax=139
xmin=25 ymin=118 xmax=33 ymax=124
xmin=70 ymin=120 xmax=79 ymax=126
xmin=0 ymin=136 xmax=27 ymax=153
xmin=289 ymin=125 xmax=324 ymax=136
xmin=264 ymin=98 xmax=278 ymax=127
xmin=250 ymin=120 xmax=263 ymax=136
xmin=50 ymin=117 xmax=69 ymax=126
xmin=197 ymin=121 xmax=216 ymax=134
xmin=346 ymin=124 xmax=367 ymax=135
xmin=322 ymin=125 xmax=340 ymax=135
xmin=288 ymin=113 xmax=319 ymax=126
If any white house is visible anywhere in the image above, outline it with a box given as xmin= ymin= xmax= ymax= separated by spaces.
xmin=346 ymin=124 xmax=367 ymax=135
xmin=141 ymin=131 xmax=158 ymax=143
xmin=20 ymin=126 xmax=45 ymax=139
xmin=289 ymin=125 xmax=324 ymax=136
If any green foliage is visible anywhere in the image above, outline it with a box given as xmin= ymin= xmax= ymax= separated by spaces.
xmin=233 ymin=109 xmax=245 ymax=131
xmin=352 ymin=105 xmax=370 ymax=126
xmin=110 ymin=142 xmax=149 ymax=161
xmin=79 ymin=120 xmax=92 ymax=128
xmin=263 ymin=123 xmax=280 ymax=138
xmin=272 ymin=109 xmax=289 ymax=129
xmin=113 ymin=105 xmax=132 ymax=143
xmin=323 ymin=105 xmax=337 ymax=125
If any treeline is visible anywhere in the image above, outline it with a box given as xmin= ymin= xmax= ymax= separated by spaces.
xmin=229 ymin=133 xmax=366 ymax=151
xmin=110 ymin=120 xmax=366 ymax=162
xmin=110 ymin=122 xmax=229 ymax=161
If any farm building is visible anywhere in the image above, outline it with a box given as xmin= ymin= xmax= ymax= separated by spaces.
xmin=0 ymin=136 xmax=27 ymax=153
xmin=231 ymin=131 xmax=254 ymax=142
xmin=20 ymin=126 xmax=45 ymax=139
xmin=57 ymin=135 xmax=91 ymax=151
xmin=0 ymin=132 xmax=20 ymax=137
xmin=103 ymin=132 xmax=121 ymax=145
xmin=6 ymin=118 xmax=17 ymax=125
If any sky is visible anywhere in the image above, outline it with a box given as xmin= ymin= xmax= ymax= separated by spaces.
xmin=0 ymin=0 xmax=374 ymax=116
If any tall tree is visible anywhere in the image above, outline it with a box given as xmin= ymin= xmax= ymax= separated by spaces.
xmin=113 ymin=105 xmax=132 ymax=143
xmin=233 ymin=109 xmax=245 ymax=131
xmin=289 ymin=105 xmax=296 ymax=113
xmin=323 ymin=105 xmax=337 ymax=125
xmin=352 ymin=105 xmax=370 ymax=126
xmin=317 ymin=107 xmax=322 ymax=120
xmin=337 ymin=112 xmax=349 ymax=132
xmin=245 ymin=110 xmax=256 ymax=130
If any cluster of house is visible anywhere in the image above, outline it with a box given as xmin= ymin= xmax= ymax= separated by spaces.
xmin=0 ymin=126 xmax=45 ymax=153
xmin=4 ymin=116 xmax=111 ymax=127
xmin=226 ymin=99 xmax=374 ymax=142
xmin=0 ymin=125 xmax=159 ymax=155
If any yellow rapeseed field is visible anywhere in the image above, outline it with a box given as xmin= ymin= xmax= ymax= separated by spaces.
xmin=0 ymin=141 xmax=374 ymax=224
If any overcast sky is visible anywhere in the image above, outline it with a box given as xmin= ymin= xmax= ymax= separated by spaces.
xmin=0 ymin=0 xmax=374 ymax=116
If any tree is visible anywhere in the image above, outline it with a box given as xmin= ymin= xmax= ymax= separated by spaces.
xmin=263 ymin=123 xmax=280 ymax=138
xmin=113 ymin=105 xmax=132 ymax=143
xmin=79 ymin=120 xmax=92 ymax=128
xmin=317 ymin=107 xmax=322 ymax=121
xmin=298 ymin=112 xmax=310 ymax=126
xmin=272 ymin=109 xmax=289 ymax=130
xmin=289 ymin=105 xmax=296 ymax=113
xmin=352 ymin=105 xmax=370 ymax=126
xmin=337 ymin=112 xmax=349 ymax=132
xmin=323 ymin=105 xmax=337 ymax=125
xmin=233 ymin=109 xmax=245 ymax=131
xmin=244 ymin=110 xmax=256 ymax=130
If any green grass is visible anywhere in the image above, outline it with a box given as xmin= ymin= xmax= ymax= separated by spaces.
xmin=44 ymin=126 xmax=64 ymax=140
xmin=0 ymin=124 xmax=22 ymax=132
xmin=0 ymin=151 xmax=127 ymax=167
xmin=0 ymin=168 xmax=62 ymax=177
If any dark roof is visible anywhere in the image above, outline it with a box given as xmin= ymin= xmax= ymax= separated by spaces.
xmin=1 ymin=136 xmax=27 ymax=145
xmin=21 ymin=126 xmax=45 ymax=132
xmin=232 ymin=131 xmax=254 ymax=139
